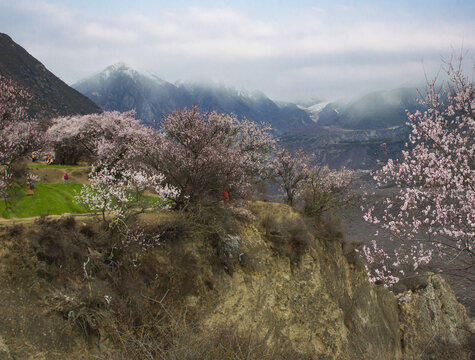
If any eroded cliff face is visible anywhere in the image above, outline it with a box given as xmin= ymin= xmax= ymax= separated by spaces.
xmin=206 ymin=225 xmax=401 ymax=359
xmin=0 ymin=204 xmax=472 ymax=359
xmin=199 ymin=203 xmax=472 ymax=359
xmin=200 ymin=205 xmax=468 ymax=359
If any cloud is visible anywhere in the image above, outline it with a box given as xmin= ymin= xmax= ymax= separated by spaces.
xmin=0 ymin=0 xmax=474 ymax=101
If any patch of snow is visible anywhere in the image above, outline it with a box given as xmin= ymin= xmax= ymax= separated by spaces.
xmin=297 ymin=101 xmax=330 ymax=122
xmin=308 ymin=101 xmax=329 ymax=113
xmin=100 ymin=62 xmax=129 ymax=79
xmin=145 ymin=72 xmax=168 ymax=85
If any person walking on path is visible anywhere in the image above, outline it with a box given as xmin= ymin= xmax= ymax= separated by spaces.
xmin=63 ymin=173 xmax=69 ymax=184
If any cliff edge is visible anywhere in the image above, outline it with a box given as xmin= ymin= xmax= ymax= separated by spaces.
xmin=0 ymin=202 xmax=472 ymax=359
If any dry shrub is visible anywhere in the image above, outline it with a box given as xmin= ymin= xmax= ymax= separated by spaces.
xmin=392 ymin=275 xmax=429 ymax=294
xmin=111 ymin=311 xmax=309 ymax=360
xmin=171 ymin=203 xmax=248 ymax=275
xmin=313 ymin=216 xmax=344 ymax=242
xmin=7 ymin=223 xmax=24 ymax=237
xmin=406 ymin=333 xmax=475 ymax=360
xmin=139 ymin=249 xmax=204 ymax=298
xmin=31 ymin=216 xmax=88 ymax=265
xmin=8 ymin=159 xmax=28 ymax=183
xmin=27 ymin=216 xmax=109 ymax=281
xmin=261 ymin=212 xmax=313 ymax=264
xmin=2 ymin=216 xmax=116 ymax=287
xmin=339 ymin=234 xmax=365 ymax=268
xmin=227 ymin=204 xmax=257 ymax=223
xmin=1 ymin=227 xmax=39 ymax=284
xmin=151 ymin=211 xmax=194 ymax=243
xmin=48 ymin=282 xmax=115 ymax=338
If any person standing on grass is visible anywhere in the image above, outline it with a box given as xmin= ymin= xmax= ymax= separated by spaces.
xmin=26 ymin=182 xmax=34 ymax=196
xmin=64 ymin=172 xmax=68 ymax=184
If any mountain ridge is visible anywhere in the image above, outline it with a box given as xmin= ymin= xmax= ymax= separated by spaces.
xmin=316 ymin=87 xmax=423 ymax=129
xmin=73 ymin=62 xmax=314 ymax=133
xmin=0 ymin=33 xmax=101 ymax=118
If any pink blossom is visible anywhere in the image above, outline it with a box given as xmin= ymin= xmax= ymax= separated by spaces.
xmin=361 ymin=58 xmax=474 ymax=286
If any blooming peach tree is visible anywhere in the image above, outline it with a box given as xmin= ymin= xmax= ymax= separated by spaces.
xmin=0 ymin=76 xmax=42 ymax=198
xmin=76 ymin=167 xmax=180 ymax=222
xmin=268 ymin=148 xmax=312 ymax=206
xmin=47 ymin=110 xmax=153 ymax=167
xmin=301 ymin=165 xmax=355 ymax=217
xmin=142 ymin=106 xmax=274 ymax=207
xmin=362 ymin=59 xmax=474 ymax=286
xmin=75 ymin=167 xmax=131 ymax=222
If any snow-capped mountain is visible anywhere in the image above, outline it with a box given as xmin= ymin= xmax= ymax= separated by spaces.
xmin=73 ymin=63 xmax=313 ymax=133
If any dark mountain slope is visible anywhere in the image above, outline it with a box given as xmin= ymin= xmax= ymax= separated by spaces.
xmin=0 ymin=33 xmax=101 ymax=118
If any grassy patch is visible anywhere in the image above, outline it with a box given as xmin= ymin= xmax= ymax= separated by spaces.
xmin=27 ymin=164 xmax=91 ymax=169
xmin=0 ymin=184 xmax=87 ymax=218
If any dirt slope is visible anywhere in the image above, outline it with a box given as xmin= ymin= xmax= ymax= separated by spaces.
xmin=0 ymin=203 xmax=472 ymax=359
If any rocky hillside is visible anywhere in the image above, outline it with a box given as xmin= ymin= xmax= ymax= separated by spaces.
xmin=0 ymin=203 xmax=472 ymax=359
xmin=0 ymin=33 xmax=101 ymax=118
xmin=73 ymin=63 xmax=313 ymax=133
xmin=280 ymin=124 xmax=408 ymax=169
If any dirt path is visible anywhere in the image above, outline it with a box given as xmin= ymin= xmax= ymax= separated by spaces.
xmin=0 ymin=213 xmax=97 ymax=227
xmin=29 ymin=167 xmax=91 ymax=184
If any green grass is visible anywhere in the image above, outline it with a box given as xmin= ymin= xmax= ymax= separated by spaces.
xmin=27 ymin=164 xmax=91 ymax=169
xmin=0 ymin=184 xmax=88 ymax=218
xmin=0 ymin=182 xmax=170 ymax=219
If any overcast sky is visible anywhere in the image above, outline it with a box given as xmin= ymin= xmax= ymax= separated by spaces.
xmin=0 ymin=0 xmax=474 ymax=102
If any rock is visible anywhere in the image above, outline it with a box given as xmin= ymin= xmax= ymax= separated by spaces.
xmin=221 ymin=234 xmax=241 ymax=259
xmin=399 ymin=275 xmax=473 ymax=357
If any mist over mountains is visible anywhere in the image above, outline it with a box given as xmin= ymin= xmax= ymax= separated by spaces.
xmin=73 ymin=63 xmax=313 ymax=133
xmin=316 ymin=87 xmax=423 ymax=130
xmin=73 ymin=63 xmax=423 ymax=169
xmin=278 ymin=87 xmax=426 ymax=169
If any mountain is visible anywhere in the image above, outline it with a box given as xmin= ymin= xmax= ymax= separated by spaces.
xmin=71 ymin=62 xmax=423 ymax=169
xmin=73 ymin=62 xmax=191 ymax=126
xmin=0 ymin=33 xmax=101 ymax=118
xmin=280 ymin=124 xmax=408 ymax=169
xmin=294 ymin=100 xmax=329 ymax=122
xmin=317 ymin=88 xmax=422 ymax=129
xmin=181 ymin=83 xmax=312 ymax=132
xmin=278 ymin=88 xmax=426 ymax=169
xmin=73 ymin=63 xmax=313 ymax=133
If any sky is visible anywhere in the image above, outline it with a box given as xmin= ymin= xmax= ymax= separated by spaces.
xmin=0 ymin=0 xmax=474 ymax=102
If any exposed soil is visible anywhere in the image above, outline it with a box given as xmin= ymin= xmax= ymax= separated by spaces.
xmin=30 ymin=167 xmax=91 ymax=185
xmin=0 ymin=285 xmax=89 ymax=359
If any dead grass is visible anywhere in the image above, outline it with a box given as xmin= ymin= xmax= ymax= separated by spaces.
xmin=0 ymin=202 xmax=472 ymax=359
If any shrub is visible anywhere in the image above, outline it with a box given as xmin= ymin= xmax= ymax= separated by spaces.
xmin=261 ymin=210 xmax=313 ymax=264
xmin=301 ymin=165 xmax=355 ymax=218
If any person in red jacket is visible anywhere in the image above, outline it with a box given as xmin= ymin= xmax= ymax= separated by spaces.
xmin=222 ymin=190 xmax=230 ymax=203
